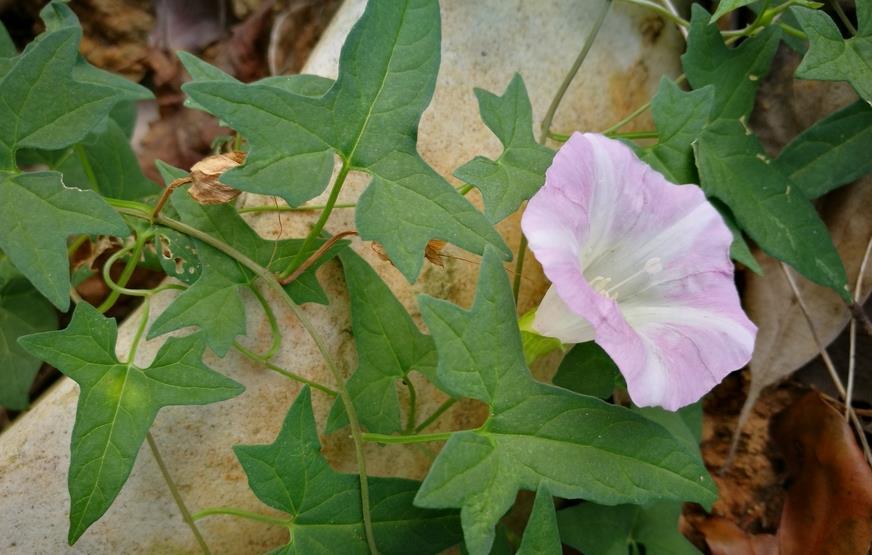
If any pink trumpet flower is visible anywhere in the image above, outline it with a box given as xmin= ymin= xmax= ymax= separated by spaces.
xmin=522 ymin=132 xmax=756 ymax=410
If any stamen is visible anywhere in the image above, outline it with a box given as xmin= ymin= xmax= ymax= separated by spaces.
xmin=602 ymin=257 xmax=664 ymax=300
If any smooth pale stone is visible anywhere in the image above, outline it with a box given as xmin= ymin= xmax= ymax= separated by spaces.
xmin=0 ymin=1 xmax=684 ymax=553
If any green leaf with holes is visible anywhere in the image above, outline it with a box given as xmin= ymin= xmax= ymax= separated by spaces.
xmin=0 ymin=171 xmax=127 ymax=310
xmin=793 ymin=2 xmax=872 ymax=103
xmin=326 ymin=249 xmax=437 ymax=434
xmin=182 ymin=0 xmax=509 ymax=282
xmin=18 ymin=302 xmax=243 ymax=544
xmin=414 ymin=249 xmax=717 ymax=555
xmin=148 ymin=187 xmax=346 ymax=356
xmin=0 ymin=257 xmax=57 ymax=409
xmin=694 ymin=119 xmax=849 ymax=299
xmin=235 ymin=386 xmax=462 ymax=554
xmin=454 ymin=74 xmax=554 ymax=223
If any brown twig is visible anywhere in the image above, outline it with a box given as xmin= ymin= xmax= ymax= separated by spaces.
xmin=151 ymin=177 xmax=192 ymax=220
xmin=279 ymin=231 xmax=357 ymax=285
xmin=780 ymin=263 xmax=872 ymax=465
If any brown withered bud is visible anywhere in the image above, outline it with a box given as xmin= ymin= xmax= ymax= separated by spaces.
xmin=371 ymin=239 xmax=447 ymax=268
xmin=188 ymin=151 xmax=246 ymax=204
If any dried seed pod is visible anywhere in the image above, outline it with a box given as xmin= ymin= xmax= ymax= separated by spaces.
xmin=188 ymin=151 xmax=246 ymax=204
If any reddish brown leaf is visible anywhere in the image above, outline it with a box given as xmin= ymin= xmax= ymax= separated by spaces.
xmin=698 ymin=517 xmax=777 ymax=555
xmin=773 ymin=392 xmax=872 ymax=555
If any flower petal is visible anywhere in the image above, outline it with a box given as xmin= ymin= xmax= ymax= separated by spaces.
xmin=523 ymin=132 xmax=756 ymax=410
xmin=532 ymin=285 xmax=596 ymax=344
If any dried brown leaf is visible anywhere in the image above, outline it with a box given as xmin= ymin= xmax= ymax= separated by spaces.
xmin=773 ymin=392 xmax=872 ymax=555
xmin=698 ymin=517 xmax=778 ymax=555
xmin=371 ymin=239 xmax=447 ymax=269
xmin=731 ymin=179 xmax=872 ymax=463
xmin=188 ymin=151 xmax=245 ymax=204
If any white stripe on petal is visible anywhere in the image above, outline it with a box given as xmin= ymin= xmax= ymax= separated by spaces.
xmin=533 ymin=286 xmax=596 ymax=344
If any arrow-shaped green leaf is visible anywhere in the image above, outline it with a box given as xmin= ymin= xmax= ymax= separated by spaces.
xmin=148 ymin=186 xmax=345 ymax=356
xmin=235 ymin=386 xmax=462 ymax=554
xmin=0 ymin=258 xmax=57 ymax=409
xmin=19 ymin=302 xmax=244 ymax=544
xmin=326 ymin=249 xmax=437 ymax=434
xmin=0 ymin=172 xmax=127 ymax=310
xmin=793 ymin=1 xmax=872 ymax=103
xmin=454 ymin=74 xmax=554 ymax=223
xmin=182 ymin=0 xmax=509 ymax=282
xmin=414 ymin=249 xmax=717 ymax=555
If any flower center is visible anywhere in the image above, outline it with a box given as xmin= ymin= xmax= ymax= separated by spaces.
xmin=590 ymin=257 xmax=662 ymax=301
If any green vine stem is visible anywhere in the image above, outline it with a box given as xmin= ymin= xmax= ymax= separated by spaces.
xmin=403 ymin=378 xmax=418 ymax=434
xmin=512 ymin=0 xmax=613 ymax=303
xmin=414 ymin=398 xmax=457 ymax=433
xmin=124 ymin=302 xmax=211 ymax=552
xmin=233 ymin=341 xmax=338 ymax=396
xmin=238 ymin=202 xmax=356 ymax=214
xmin=192 ymin=506 xmax=292 ymax=528
xmin=248 ymin=284 xmax=282 ymax=360
xmin=362 ymin=430 xmax=455 ymax=444
xmin=107 ymin=199 xmax=381 ymax=554
xmin=279 ymin=162 xmax=351 ymax=280
xmin=147 ymin=432 xmax=212 ymax=555
xmin=97 ymin=230 xmax=154 ymax=313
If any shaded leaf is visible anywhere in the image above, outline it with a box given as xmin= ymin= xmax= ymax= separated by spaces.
xmin=182 ymin=0 xmax=509 ymax=282
xmin=772 ymin=392 xmax=872 ymax=554
xmin=792 ymin=3 xmax=872 ymax=103
xmin=682 ymin=5 xmax=780 ymax=121
xmin=0 ymin=258 xmax=57 ymax=409
xmin=552 ymin=342 xmax=620 ymax=400
xmin=415 ymin=249 xmax=717 ymax=555
xmin=235 ymin=386 xmax=462 ymax=554
xmin=0 ymin=21 xmax=14 ymax=58
xmin=694 ymin=119 xmax=848 ymax=299
xmin=517 ymin=486 xmax=560 ymax=555
xmin=453 ymin=74 xmax=553 ymax=223
xmin=18 ymin=302 xmax=244 ymax=544
xmin=39 ymin=1 xmax=151 ymax=103
xmin=777 ymin=100 xmax=872 ymax=198
xmin=0 ymin=26 xmax=117 ymax=169
xmin=557 ymin=501 xmax=700 ymax=555
xmin=326 ymin=249 xmax=437 ymax=433
xmin=0 ymin=171 xmax=127 ymax=310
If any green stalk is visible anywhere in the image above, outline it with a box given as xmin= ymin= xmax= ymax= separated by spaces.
xmin=97 ymin=231 xmax=153 ymax=313
xmin=192 ymin=507 xmax=291 ymax=528
xmin=403 ymin=378 xmax=418 ymax=434
xmin=514 ymin=0 xmax=612 ymax=304
xmin=238 ymin=202 xmax=356 ymax=214
xmin=147 ymin=433 xmax=212 ymax=555
xmin=233 ymin=341 xmax=338 ymax=396
xmin=279 ymin=162 xmax=351 ymax=279
xmin=248 ymin=284 xmax=282 ymax=361
xmin=362 ymin=431 xmax=454 ymax=444
xmin=414 ymin=398 xmax=457 ymax=433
